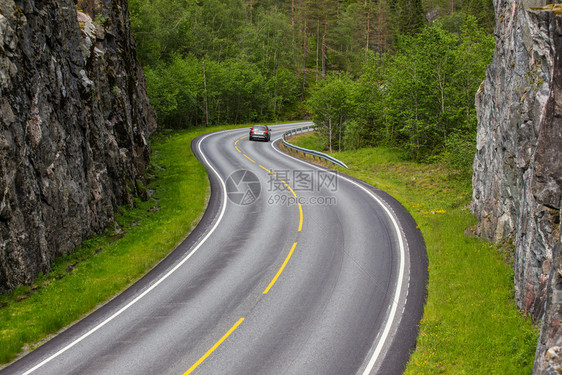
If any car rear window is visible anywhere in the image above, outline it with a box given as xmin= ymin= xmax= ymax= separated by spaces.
xmin=253 ymin=126 xmax=266 ymax=131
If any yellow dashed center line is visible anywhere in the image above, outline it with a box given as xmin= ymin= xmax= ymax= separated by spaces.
xmin=258 ymin=165 xmax=275 ymax=175
xmin=243 ymin=154 xmax=256 ymax=164
xmin=234 ymin=136 xmax=247 ymax=153
xmin=298 ymin=204 xmax=303 ymax=232
xmin=263 ymin=242 xmax=298 ymax=294
xmin=282 ymin=181 xmax=297 ymax=198
xmin=187 ymin=132 xmax=305 ymax=372
xmin=184 ymin=318 xmax=245 ymax=375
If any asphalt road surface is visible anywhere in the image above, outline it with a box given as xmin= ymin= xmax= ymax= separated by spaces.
xmin=2 ymin=123 xmax=427 ymax=375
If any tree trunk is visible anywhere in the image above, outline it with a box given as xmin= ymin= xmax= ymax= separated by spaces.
xmin=365 ymin=0 xmax=370 ymax=58
xmin=301 ymin=4 xmax=308 ymax=101
xmin=202 ymin=61 xmax=209 ymax=127
xmin=338 ymin=114 xmax=342 ymax=152
xmin=316 ymin=21 xmax=320 ymax=82
xmin=249 ymin=0 xmax=253 ymax=23
xmin=322 ymin=14 xmax=327 ymax=80
xmin=328 ymin=118 xmax=333 ymax=153
xmin=292 ymin=0 xmax=296 ymax=64
xmin=377 ymin=0 xmax=382 ymax=55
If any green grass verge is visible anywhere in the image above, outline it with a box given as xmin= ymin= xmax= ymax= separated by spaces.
xmin=0 ymin=124 xmax=247 ymax=365
xmin=290 ymin=134 xmax=538 ymax=374
xmin=286 ymin=131 xmax=327 ymax=151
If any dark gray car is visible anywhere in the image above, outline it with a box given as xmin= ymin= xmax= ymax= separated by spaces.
xmin=249 ymin=125 xmax=271 ymax=142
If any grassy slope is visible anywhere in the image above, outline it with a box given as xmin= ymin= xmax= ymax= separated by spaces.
xmin=0 ymin=125 xmax=245 ymax=364
xmin=290 ymin=133 xmax=538 ymax=374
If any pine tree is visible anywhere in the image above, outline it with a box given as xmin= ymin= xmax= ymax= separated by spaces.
xmin=395 ymin=0 xmax=425 ymax=35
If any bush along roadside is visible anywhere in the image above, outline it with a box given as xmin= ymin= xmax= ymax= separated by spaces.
xmin=0 ymin=125 xmax=249 ymax=365
xmin=289 ymin=133 xmax=538 ymax=374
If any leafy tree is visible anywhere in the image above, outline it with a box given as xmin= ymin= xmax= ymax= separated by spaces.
xmin=267 ymin=67 xmax=302 ymax=118
xmin=240 ymin=8 xmax=293 ymax=76
xmin=307 ymin=73 xmax=355 ymax=152
xmin=381 ymin=17 xmax=492 ymax=159
xmin=144 ymin=55 xmax=206 ymax=128
xmin=129 ymin=0 xmax=196 ymax=64
xmin=452 ymin=15 xmax=495 ymax=130
xmin=144 ymin=66 xmax=181 ymax=125
xmin=348 ymin=52 xmax=387 ymax=146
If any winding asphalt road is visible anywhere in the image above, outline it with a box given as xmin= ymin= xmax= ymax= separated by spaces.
xmin=1 ymin=123 xmax=427 ymax=375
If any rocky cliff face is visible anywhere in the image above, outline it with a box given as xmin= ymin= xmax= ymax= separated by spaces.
xmin=0 ymin=0 xmax=156 ymax=292
xmin=472 ymin=0 xmax=562 ymax=372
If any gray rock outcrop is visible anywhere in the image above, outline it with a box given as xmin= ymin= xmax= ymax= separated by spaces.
xmin=0 ymin=0 xmax=156 ymax=292
xmin=471 ymin=0 xmax=561 ymax=372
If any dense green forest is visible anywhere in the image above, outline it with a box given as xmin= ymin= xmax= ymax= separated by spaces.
xmin=129 ymin=0 xmax=495 ymax=168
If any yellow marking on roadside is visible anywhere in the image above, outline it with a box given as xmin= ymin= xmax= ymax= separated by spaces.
xmin=184 ymin=318 xmax=245 ymax=375
xmin=282 ymin=181 xmax=297 ymax=198
xmin=263 ymin=242 xmax=298 ymax=294
xmin=243 ymin=154 xmax=256 ymax=164
xmin=298 ymin=204 xmax=303 ymax=232
xmin=235 ymin=145 xmax=241 ymax=153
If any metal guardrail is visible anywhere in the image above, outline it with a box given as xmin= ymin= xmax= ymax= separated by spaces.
xmin=281 ymin=125 xmax=349 ymax=169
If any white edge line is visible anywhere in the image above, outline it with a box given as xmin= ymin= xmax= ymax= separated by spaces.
xmin=271 ymin=137 xmax=406 ymax=374
xmin=22 ymin=131 xmax=231 ymax=375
